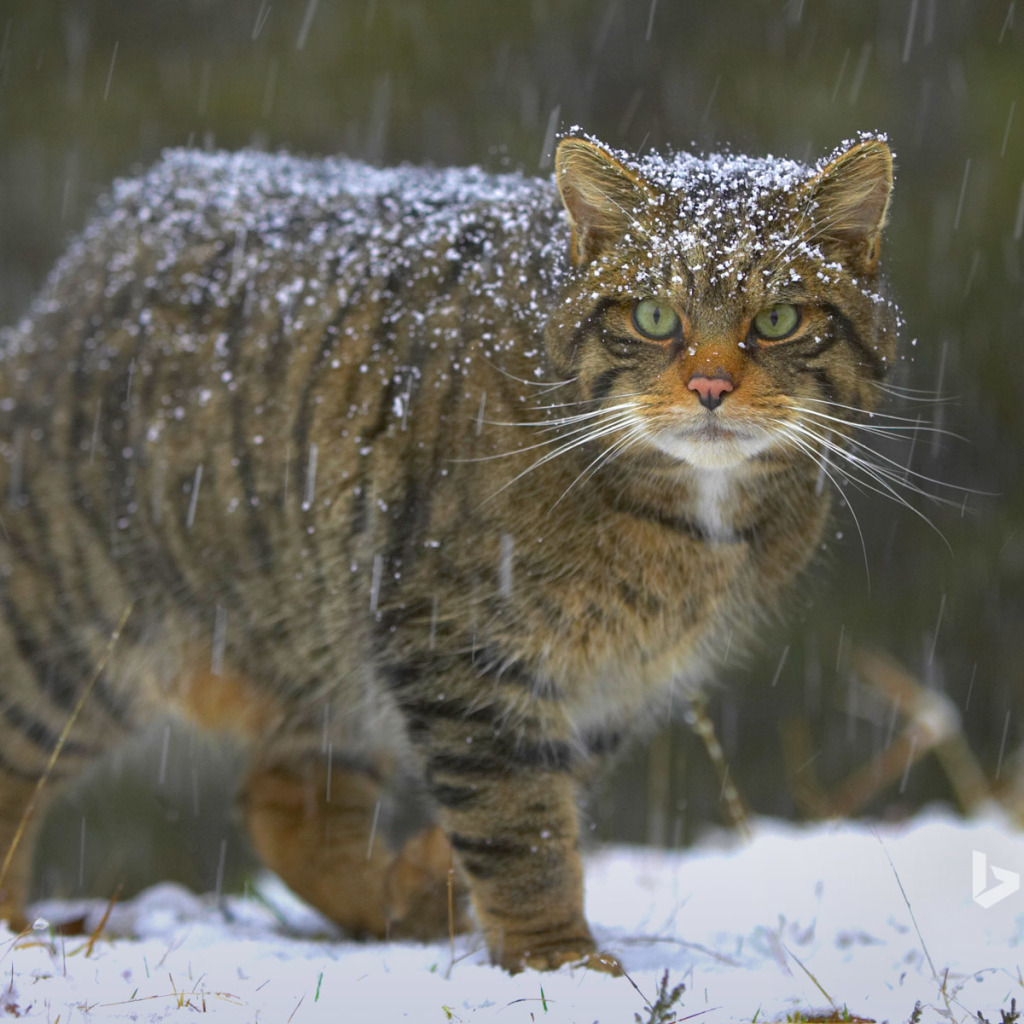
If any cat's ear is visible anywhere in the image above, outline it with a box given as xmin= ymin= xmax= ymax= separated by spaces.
xmin=802 ymin=139 xmax=893 ymax=273
xmin=555 ymin=138 xmax=650 ymax=265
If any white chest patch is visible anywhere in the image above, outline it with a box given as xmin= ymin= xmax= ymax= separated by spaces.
xmin=691 ymin=469 xmax=736 ymax=541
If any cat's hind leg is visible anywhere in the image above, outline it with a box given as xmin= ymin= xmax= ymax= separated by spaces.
xmin=240 ymin=752 xmax=470 ymax=940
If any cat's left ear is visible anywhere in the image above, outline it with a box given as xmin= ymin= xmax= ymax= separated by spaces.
xmin=801 ymin=139 xmax=893 ymax=273
xmin=555 ymin=138 xmax=651 ymax=265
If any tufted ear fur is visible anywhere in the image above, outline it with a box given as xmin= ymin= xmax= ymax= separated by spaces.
xmin=801 ymin=139 xmax=893 ymax=273
xmin=555 ymin=138 xmax=651 ymax=266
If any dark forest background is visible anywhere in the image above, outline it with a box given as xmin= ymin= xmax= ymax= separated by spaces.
xmin=0 ymin=0 xmax=1021 ymax=902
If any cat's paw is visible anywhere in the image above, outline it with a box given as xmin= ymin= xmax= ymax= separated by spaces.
xmin=522 ymin=948 xmax=623 ymax=975
xmin=384 ymin=825 xmax=471 ymax=940
xmin=499 ymin=935 xmax=622 ymax=975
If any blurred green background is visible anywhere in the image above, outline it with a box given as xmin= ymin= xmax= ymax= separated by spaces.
xmin=1 ymin=0 xmax=1021 ymax=902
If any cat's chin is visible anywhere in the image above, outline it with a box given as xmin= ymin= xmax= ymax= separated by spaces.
xmin=648 ymin=427 xmax=772 ymax=470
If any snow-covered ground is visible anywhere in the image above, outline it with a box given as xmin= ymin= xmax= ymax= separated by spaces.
xmin=2 ymin=811 xmax=1022 ymax=1023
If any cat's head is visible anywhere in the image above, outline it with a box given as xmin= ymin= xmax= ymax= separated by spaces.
xmin=547 ymin=133 xmax=897 ymax=472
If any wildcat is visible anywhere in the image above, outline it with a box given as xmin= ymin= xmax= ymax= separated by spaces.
xmin=0 ymin=131 xmax=895 ymax=972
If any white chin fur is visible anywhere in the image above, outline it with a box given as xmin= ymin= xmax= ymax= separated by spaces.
xmin=648 ymin=429 xmax=773 ymax=469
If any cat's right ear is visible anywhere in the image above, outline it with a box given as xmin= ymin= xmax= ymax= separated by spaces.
xmin=802 ymin=139 xmax=894 ymax=273
xmin=555 ymin=139 xmax=649 ymax=266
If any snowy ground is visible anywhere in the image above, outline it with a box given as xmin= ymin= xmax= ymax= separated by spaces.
xmin=2 ymin=811 xmax=1022 ymax=1023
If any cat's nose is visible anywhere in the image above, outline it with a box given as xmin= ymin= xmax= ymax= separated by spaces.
xmin=687 ymin=373 xmax=734 ymax=411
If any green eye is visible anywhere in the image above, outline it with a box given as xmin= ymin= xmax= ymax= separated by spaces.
xmin=752 ymin=303 xmax=801 ymax=341
xmin=632 ymin=298 xmax=681 ymax=340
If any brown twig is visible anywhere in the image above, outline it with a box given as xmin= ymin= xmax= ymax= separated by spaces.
xmin=686 ymin=696 xmax=751 ymax=840
xmin=83 ymin=881 xmax=124 ymax=957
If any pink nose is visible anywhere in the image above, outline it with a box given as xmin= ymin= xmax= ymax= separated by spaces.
xmin=687 ymin=374 xmax=734 ymax=410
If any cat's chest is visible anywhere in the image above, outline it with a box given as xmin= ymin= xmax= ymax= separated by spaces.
xmin=688 ymin=469 xmax=739 ymax=542
xmin=528 ymin=498 xmax=754 ymax=687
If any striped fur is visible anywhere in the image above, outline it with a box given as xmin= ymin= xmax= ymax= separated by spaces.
xmin=0 ymin=134 xmax=896 ymax=971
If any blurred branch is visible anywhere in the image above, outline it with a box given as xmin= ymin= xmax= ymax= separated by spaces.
xmin=784 ymin=646 xmax=1013 ymax=823
xmin=685 ymin=696 xmax=751 ymax=840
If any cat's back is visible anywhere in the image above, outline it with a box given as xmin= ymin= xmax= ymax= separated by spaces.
xmin=0 ymin=150 xmax=565 ymax=691
xmin=0 ymin=147 xmax=563 ymax=507
xmin=1 ymin=146 xmax=560 ymax=370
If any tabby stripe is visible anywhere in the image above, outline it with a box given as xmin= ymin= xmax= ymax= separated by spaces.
xmin=551 ymin=297 xmax=615 ymax=377
xmin=581 ymin=729 xmax=622 ymax=758
xmin=401 ymin=697 xmax=503 ymax=727
xmin=428 ymin=781 xmax=482 ymax=809
xmin=450 ymin=833 xmax=535 ymax=879
xmin=0 ymin=746 xmax=45 ymax=781
xmin=823 ymin=303 xmax=886 ymax=379
xmin=129 ymin=282 xmax=202 ymax=620
xmin=606 ymin=495 xmax=758 ymax=545
xmin=67 ymin=312 xmax=114 ymax=539
xmin=589 ymin=365 xmax=629 ymax=404
xmin=458 ymin=646 xmax=560 ymax=697
xmin=292 ymin=294 xmax=366 ymax=519
xmin=427 ymin=738 xmax=574 ymax=778
xmin=456 ymin=856 xmax=500 ymax=880
xmin=350 ymin=370 xmax=401 ymax=544
xmin=381 ymin=364 xmax=443 ymax=573
xmin=449 ymin=833 xmax=531 ymax=858
xmin=380 ymin=646 xmax=562 ymax=703
xmin=800 ymin=332 xmax=840 ymax=360
xmin=102 ymin=287 xmax=144 ymax=541
xmin=65 ymin=518 xmax=146 ymax=652
xmin=799 ymin=365 xmax=840 ymax=405
xmin=0 ymin=589 xmax=128 ymax=724
xmin=227 ymin=296 xmax=277 ymax=574
xmin=483 ymin=907 xmax=583 ymax=928
xmin=346 ymin=370 xmax=398 ymax=544
xmin=0 ymin=701 xmax=97 ymax=757
xmin=1 ymin=519 xmax=134 ymax=726
xmin=440 ymin=222 xmax=487 ymax=288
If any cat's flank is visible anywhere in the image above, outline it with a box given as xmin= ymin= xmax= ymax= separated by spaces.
xmin=0 ymin=132 xmax=895 ymax=971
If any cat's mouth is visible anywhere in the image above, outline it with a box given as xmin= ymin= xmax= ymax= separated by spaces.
xmin=647 ymin=416 xmax=773 ymax=469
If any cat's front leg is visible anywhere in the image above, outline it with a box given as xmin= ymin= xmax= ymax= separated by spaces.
xmin=402 ymin=690 xmax=620 ymax=973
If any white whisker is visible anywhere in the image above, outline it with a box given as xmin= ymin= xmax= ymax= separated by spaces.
xmin=548 ymin=424 xmax=649 ymax=512
xmin=481 ymin=401 xmax=645 ymax=431
xmin=453 ymin=409 xmax=638 ymax=465
xmin=870 ymin=379 xmax=954 ymax=403
xmin=482 ymin=360 xmax=576 ymax=393
xmin=776 ymin=423 xmax=873 ymax=585
xmin=795 ymin=395 xmax=960 ymax=433
xmin=790 ymin=403 xmax=966 ymax=444
xmin=477 ymin=410 xmax=642 ymax=505
xmin=781 ymin=420 xmax=954 ymax=549
xmin=787 ymin=416 xmax=978 ymax=499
